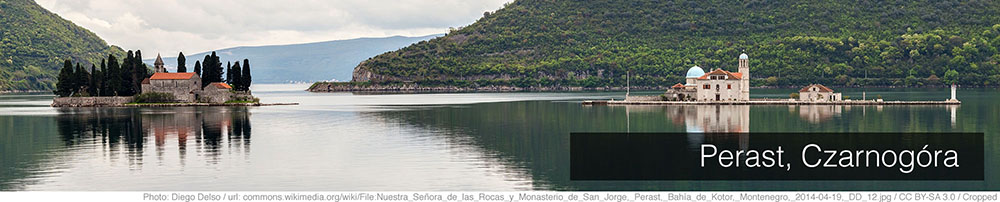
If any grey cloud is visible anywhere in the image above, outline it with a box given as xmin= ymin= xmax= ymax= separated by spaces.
xmin=36 ymin=0 xmax=511 ymax=58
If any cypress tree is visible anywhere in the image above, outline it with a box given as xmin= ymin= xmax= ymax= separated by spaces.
xmin=95 ymin=61 xmax=105 ymax=96
xmin=131 ymin=50 xmax=145 ymax=94
xmin=107 ymin=54 xmax=122 ymax=96
xmin=230 ymin=61 xmax=242 ymax=89
xmin=241 ymin=59 xmax=251 ymax=91
xmin=177 ymin=52 xmax=187 ymax=73
xmin=201 ymin=51 xmax=223 ymax=87
xmin=226 ymin=61 xmax=233 ymax=85
xmin=120 ymin=51 xmax=136 ymax=96
xmin=55 ymin=59 xmax=74 ymax=97
xmin=74 ymin=63 xmax=89 ymax=96
xmin=194 ymin=60 xmax=202 ymax=75
xmin=88 ymin=64 xmax=98 ymax=96
xmin=201 ymin=54 xmax=212 ymax=87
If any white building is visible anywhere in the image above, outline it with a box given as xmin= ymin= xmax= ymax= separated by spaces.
xmin=797 ymin=84 xmax=842 ymax=101
xmin=666 ymin=53 xmax=751 ymax=101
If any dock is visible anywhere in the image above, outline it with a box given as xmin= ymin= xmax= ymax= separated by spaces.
xmin=581 ymin=100 xmax=960 ymax=106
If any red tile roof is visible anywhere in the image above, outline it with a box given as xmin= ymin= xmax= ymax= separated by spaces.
xmin=696 ymin=69 xmax=742 ymax=80
xmin=141 ymin=78 xmax=150 ymax=84
xmin=210 ymin=82 xmax=232 ymax=89
xmin=799 ymin=84 xmax=834 ymax=92
xmin=671 ymin=83 xmax=685 ymax=89
xmin=149 ymin=72 xmax=196 ymax=80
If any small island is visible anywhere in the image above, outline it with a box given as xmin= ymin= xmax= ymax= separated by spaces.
xmin=584 ymin=53 xmax=960 ymax=106
xmin=50 ymin=51 xmax=293 ymax=107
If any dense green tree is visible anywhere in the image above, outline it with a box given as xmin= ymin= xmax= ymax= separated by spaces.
xmin=177 ymin=52 xmax=187 ymax=73
xmin=54 ymin=60 xmax=74 ymax=97
xmin=943 ymin=69 xmax=960 ymax=85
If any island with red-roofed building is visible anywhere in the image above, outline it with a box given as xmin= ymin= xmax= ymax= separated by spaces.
xmin=51 ymin=52 xmax=296 ymax=107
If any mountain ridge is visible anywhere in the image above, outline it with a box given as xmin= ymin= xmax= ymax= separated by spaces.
xmin=146 ymin=34 xmax=442 ymax=83
xmin=0 ymin=0 xmax=125 ymax=91
xmin=344 ymin=0 xmax=1000 ymax=89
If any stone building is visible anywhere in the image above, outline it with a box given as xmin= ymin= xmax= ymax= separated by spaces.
xmin=797 ymin=84 xmax=842 ymax=101
xmin=202 ymin=82 xmax=234 ymax=103
xmin=141 ymin=72 xmax=201 ymax=102
xmin=665 ymin=53 xmax=751 ymax=101
xmin=138 ymin=53 xmax=245 ymax=103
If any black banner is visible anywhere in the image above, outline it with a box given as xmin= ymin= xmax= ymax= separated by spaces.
xmin=570 ymin=133 xmax=984 ymax=180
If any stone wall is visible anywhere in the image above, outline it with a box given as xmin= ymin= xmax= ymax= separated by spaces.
xmin=624 ymin=95 xmax=664 ymax=101
xmin=141 ymin=78 xmax=200 ymax=102
xmin=200 ymin=89 xmax=233 ymax=103
xmin=52 ymin=96 xmax=135 ymax=107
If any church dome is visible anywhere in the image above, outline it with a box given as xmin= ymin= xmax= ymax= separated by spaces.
xmin=686 ymin=65 xmax=706 ymax=78
xmin=739 ymin=53 xmax=748 ymax=60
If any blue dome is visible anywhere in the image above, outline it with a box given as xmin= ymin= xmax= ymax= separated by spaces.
xmin=686 ymin=66 xmax=706 ymax=78
xmin=739 ymin=53 xmax=749 ymax=60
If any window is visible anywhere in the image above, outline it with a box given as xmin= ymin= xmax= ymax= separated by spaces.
xmin=703 ymin=85 xmax=710 ymax=89
xmin=727 ymin=84 xmax=731 ymax=89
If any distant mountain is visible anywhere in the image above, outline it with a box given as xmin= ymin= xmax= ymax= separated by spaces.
xmin=0 ymin=0 xmax=124 ymax=91
xmin=145 ymin=34 xmax=442 ymax=83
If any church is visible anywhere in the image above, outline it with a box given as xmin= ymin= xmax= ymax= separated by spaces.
xmin=140 ymin=54 xmax=233 ymax=103
xmin=665 ymin=53 xmax=751 ymax=101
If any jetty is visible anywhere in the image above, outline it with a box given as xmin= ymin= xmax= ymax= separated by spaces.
xmin=582 ymin=99 xmax=960 ymax=106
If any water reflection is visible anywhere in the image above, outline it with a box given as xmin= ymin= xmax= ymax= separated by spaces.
xmin=55 ymin=107 xmax=252 ymax=167
xmin=366 ymin=99 xmax=988 ymax=190
xmin=792 ymin=105 xmax=843 ymax=123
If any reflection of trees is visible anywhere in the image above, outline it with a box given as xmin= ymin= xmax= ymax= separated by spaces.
xmin=366 ymin=100 xmax=991 ymax=191
xmin=54 ymin=107 xmax=252 ymax=166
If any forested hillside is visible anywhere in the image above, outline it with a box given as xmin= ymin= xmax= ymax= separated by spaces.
xmin=0 ymin=0 xmax=124 ymax=91
xmin=350 ymin=0 xmax=1000 ymax=88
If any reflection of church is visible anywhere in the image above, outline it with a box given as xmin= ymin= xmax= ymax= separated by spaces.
xmin=658 ymin=105 xmax=750 ymax=133
xmin=55 ymin=107 xmax=252 ymax=166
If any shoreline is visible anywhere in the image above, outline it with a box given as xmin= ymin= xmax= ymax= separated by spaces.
xmin=307 ymin=83 xmax=991 ymax=93
xmin=582 ymin=100 xmax=961 ymax=106
xmin=51 ymin=102 xmax=298 ymax=107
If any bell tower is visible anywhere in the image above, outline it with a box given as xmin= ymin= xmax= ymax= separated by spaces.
xmin=738 ymin=53 xmax=750 ymax=101
xmin=738 ymin=53 xmax=749 ymax=79
xmin=154 ymin=54 xmax=166 ymax=73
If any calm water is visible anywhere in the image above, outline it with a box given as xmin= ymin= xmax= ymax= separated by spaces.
xmin=1 ymin=84 xmax=998 ymax=191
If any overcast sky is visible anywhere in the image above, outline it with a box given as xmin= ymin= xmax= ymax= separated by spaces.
xmin=36 ymin=0 xmax=512 ymax=59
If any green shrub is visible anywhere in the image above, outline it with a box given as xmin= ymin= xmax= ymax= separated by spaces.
xmin=134 ymin=92 xmax=176 ymax=103
xmin=227 ymin=96 xmax=259 ymax=103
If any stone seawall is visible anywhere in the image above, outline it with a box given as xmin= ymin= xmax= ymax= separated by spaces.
xmin=51 ymin=96 xmax=134 ymax=107
xmin=308 ymin=82 xmax=668 ymax=92
xmin=624 ymin=95 xmax=664 ymax=101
